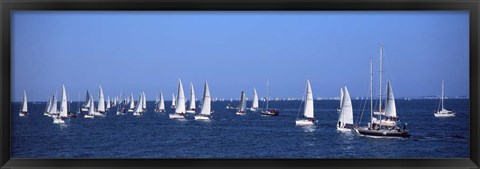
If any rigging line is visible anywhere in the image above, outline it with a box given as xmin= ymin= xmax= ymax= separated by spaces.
xmin=356 ymin=84 xmax=370 ymax=126
xmin=296 ymin=85 xmax=307 ymax=120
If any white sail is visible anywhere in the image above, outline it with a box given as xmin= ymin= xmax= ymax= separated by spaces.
xmin=129 ymin=93 xmax=135 ymax=110
xmin=200 ymin=81 xmax=211 ymax=115
xmin=98 ymin=86 xmax=105 ymax=112
xmin=159 ymin=92 xmax=165 ymax=110
xmin=84 ymin=90 xmax=91 ymax=108
xmin=339 ymin=88 xmax=344 ymax=109
xmin=384 ymin=80 xmax=397 ymax=117
xmin=303 ymin=80 xmax=314 ymax=118
xmin=172 ymin=93 xmax=176 ymax=108
xmin=45 ymin=97 xmax=51 ymax=114
xmin=21 ymin=90 xmax=28 ymax=112
xmin=88 ymin=95 xmax=95 ymax=116
xmin=188 ymin=82 xmax=196 ymax=110
xmin=59 ymin=85 xmax=68 ymax=117
xmin=49 ymin=93 xmax=58 ymax=115
xmin=133 ymin=94 xmax=143 ymax=114
xmin=238 ymin=91 xmax=246 ymax=112
xmin=251 ymin=88 xmax=258 ymax=109
xmin=338 ymin=86 xmax=353 ymax=126
xmin=175 ymin=79 xmax=186 ymax=114
xmin=142 ymin=91 xmax=146 ymax=110
xmin=106 ymin=96 xmax=111 ymax=109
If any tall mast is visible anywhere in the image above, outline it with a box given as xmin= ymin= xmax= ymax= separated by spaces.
xmin=370 ymin=57 xmax=373 ymax=123
xmin=378 ymin=43 xmax=384 ymax=112
xmin=441 ymin=80 xmax=444 ymax=109
xmin=266 ymin=79 xmax=269 ymax=110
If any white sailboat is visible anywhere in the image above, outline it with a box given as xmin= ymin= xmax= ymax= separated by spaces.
xmin=53 ymin=85 xmax=69 ymax=124
xmin=127 ymin=93 xmax=135 ymax=112
xmin=142 ymin=91 xmax=147 ymax=112
xmin=249 ymin=88 xmax=259 ymax=112
xmin=155 ymin=92 xmax=166 ymax=112
xmin=195 ymin=81 xmax=212 ymax=120
xmin=434 ymin=80 xmax=455 ymax=117
xmin=106 ymin=96 xmax=111 ymax=110
xmin=48 ymin=93 xmax=59 ymax=116
xmin=84 ymin=95 xmax=95 ymax=119
xmin=236 ymin=91 xmax=247 ymax=115
xmin=171 ymin=93 xmax=176 ymax=109
xmin=97 ymin=86 xmax=106 ymax=114
xmin=133 ymin=94 xmax=143 ymax=116
xmin=337 ymin=86 xmax=354 ymax=131
xmin=19 ymin=90 xmax=28 ymax=117
xmin=44 ymin=97 xmax=51 ymax=116
xmin=186 ymin=82 xmax=196 ymax=113
xmin=81 ymin=90 xmax=91 ymax=112
xmin=169 ymin=79 xmax=186 ymax=119
xmin=295 ymin=80 xmax=315 ymax=126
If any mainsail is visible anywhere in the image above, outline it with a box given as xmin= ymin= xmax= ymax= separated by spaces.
xmin=200 ymin=81 xmax=211 ymax=116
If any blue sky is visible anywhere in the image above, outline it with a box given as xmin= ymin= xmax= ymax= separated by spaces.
xmin=12 ymin=11 xmax=469 ymax=102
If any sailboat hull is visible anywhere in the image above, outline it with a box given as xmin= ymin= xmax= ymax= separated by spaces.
xmin=434 ymin=112 xmax=455 ymax=117
xmin=355 ymin=127 xmax=410 ymax=138
xmin=53 ymin=117 xmax=66 ymax=124
xmin=194 ymin=115 xmax=210 ymax=120
xmin=84 ymin=114 xmax=95 ymax=119
xmin=186 ymin=109 xmax=196 ymax=113
xmin=261 ymin=109 xmax=279 ymax=116
xmin=169 ymin=113 xmax=185 ymax=119
xmin=236 ymin=111 xmax=246 ymax=115
xmin=295 ymin=119 xmax=314 ymax=126
xmin=19 ymin=112 xmax=28 ymax=117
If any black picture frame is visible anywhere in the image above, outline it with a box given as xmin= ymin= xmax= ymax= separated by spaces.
xmin=1 ymin=0 xmax=478 ymax=168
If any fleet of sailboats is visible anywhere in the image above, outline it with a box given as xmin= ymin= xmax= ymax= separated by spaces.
xmin=17 ymin=42 xmax=457 ymax=137
xmin=434 ymin=80 xmax=455 ymax=117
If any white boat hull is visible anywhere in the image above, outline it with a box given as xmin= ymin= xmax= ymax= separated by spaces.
xmin=295 ymin=119 xmax=314 ymax=126
xmin=84 ymin=114 xmax=95 ymax=119
xmin=116 ymin=111 xmax=125 ymax=115
xmin=127 ymin=109 xmax=134 ymax=112
xmin=53 ymin=117 xmax=65 ymax=124
xmin=133 ymin=112 xmax=142 ymax=116
xmin=19 ymin=112 xmax=27 ymax=117
xmin=434 ymin=112 xmax=455 ymax=117
xmin=336 ymin=127 xmax=352 ymax=132
xmin=93 ymin=112 xmax=106 ymax=117
xmin=236 ymin=112 xmax=246 ymax=115
xmin=194 ymin=115 xmax=210 ymax=120
xmin=169 ymin=113 xmax=185 ymax=119
xmin=186 ymin=109 xmax=196 ymax=113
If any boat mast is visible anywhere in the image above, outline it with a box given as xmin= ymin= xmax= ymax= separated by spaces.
xmin=266 ymin=79 xmax=269 ymax=110
xmin=441 ymin=80 xmax=444 ymax=109
xmin=379 ymin=43 xmax=383 ymax=112
xmin=370 ymin=57 xmax=373 ymax=124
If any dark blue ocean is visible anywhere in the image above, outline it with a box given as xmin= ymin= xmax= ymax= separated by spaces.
xmin=11 ymin=99 xmax=469 ymax=158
